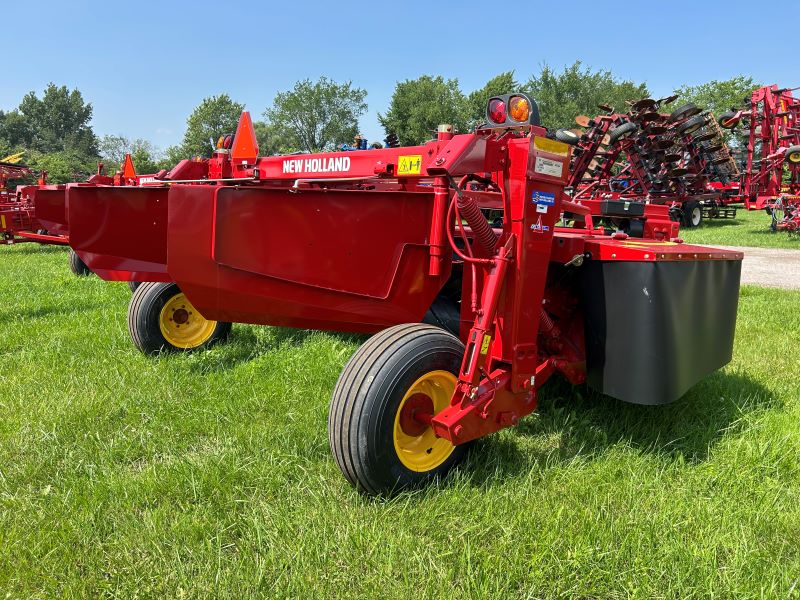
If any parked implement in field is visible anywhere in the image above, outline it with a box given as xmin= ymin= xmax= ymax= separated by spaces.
xmin=560 ymin=96 xmax=739 ymax=232
xmin=718 ymin=84 xmax=800 ymax=231
xmin=1 ymin=158 xmax=69 ymax=247
xmin=12 ymin=154 xmax=156 ymax=275
xmin=66 ymin=96 xmax=743 ymax=493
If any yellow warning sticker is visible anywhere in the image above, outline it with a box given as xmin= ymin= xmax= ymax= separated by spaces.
xmin=533 ymin=137 xmax=570 ymax=157
xmin=397 ymin=155 xmax=422 ymax=175
xmin=480 ymin=335 xmax=491 ymax=355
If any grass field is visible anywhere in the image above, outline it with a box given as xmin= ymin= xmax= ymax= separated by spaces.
xmin=1 ymin=243 xmax=800 ymax=598
xmin=681 ymin=206 xmax=800 ymax=249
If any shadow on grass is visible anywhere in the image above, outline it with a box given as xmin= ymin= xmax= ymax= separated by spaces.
xmin=693 ymin=217 xmax=742 ymax=231
xmin=463 ymin=369 xmax=777 ymax=486
xmin=0 ymin=301 xmax=105 ymax=324
xmin=186 ymin=325 xmax=366 ymax=374
xmin=0 ymin=244 xmax=68 ymax=256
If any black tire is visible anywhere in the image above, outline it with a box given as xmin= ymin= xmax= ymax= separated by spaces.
xmin=422 ymin=296 xmax=461 ymax=337
xmin=128 ymin=282 xmax=232 ymax=355
xmin=128 ymin=281 xmax=141 ymax=293
xmin=328 ymin=323 xmax=469 ymax=495
xmin=786 ymin=145 xmax=800 ymax=165
xmin=554 ymin=128 xmax=580 ymax=145
xmin=718 ymin=111 xmax=738 ymax=128
xmin=677 ymin=114 xmax=707 ymax=135
xmin=608 ymin=122 xmax=637 ymax=145
xmin=682 ymin=201 xmax=703 ymax=228
xmin=669 ymin=103 xmax=700 ymax=122
xmin=68 ymin=249 xmax=92 ymax=277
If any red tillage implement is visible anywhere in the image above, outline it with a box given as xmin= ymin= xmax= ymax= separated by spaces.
xmin=561 ymin=96 xmax=740 ymax=233
xmin=67 ymin=95 xmax=743 ymax=493
xmin=718 ymin=84 xmax=800 ymax=229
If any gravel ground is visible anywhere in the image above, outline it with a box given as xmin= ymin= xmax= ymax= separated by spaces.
xmin=720 ymin=246 xmax=800 ymax=290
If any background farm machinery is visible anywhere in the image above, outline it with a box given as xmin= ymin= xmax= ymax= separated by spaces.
xmin=62 ymin=95 xmax=743 ymax=494
xmin=555 ymin=96 xmax=740 ymax=234
xmin=717 ymin=84 xmax=800 ymax=232
xmin=1 ymin=157 xmax=69 ymax=247
xmin=7 ymin=153 xmax=154 ymax=274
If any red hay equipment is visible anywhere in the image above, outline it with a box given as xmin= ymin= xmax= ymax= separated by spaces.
xmin=1 ymin=162 xmax=68 ymax=246
xmin=65 ymin=95 xmax=743 ymax=493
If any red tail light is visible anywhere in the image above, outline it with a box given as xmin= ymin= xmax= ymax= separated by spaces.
xmin=488 ymin=98 xmax=506 ymax=124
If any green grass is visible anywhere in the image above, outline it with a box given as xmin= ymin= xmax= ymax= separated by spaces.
xmin=1 ymin=244 xmax=800 ymax=598
xmin=681 ymin=206 xmax=800 ymax=249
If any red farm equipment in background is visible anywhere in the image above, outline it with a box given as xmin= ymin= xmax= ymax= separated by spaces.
xmin=1 ymin=156 xmax=69 ymax=247
xmin=553 ymin=96 xmax=740 ymax=234
xmin=718 ymin=84 xmax=800 ymax=231
xmin=8 ymin=153 xmax=156 ymax=275
xmin=62 ymin=94 xmax=744 ymax=494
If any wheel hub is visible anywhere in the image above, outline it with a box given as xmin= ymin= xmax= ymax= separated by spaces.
xmin=392 ymin=370 xmax=457 ymax=472
xmin=158 ymin=292 xmax=217 ymax=348
xmin=398 ymin=393 xmax=433 ymax=437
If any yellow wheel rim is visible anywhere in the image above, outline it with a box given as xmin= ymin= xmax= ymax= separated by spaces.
xmin=158 ymin=292 xmax=217 ymax=349
xmin=393 ymin=370 xmax=456 ymax=472
xmin=788 ymin=153 xmax=800 ymax=164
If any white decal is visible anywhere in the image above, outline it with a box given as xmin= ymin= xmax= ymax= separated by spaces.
xmin=282 ymin=156 xmax=351 ymax=174
xmin=534 ymin=156 xmax=563 ymax=178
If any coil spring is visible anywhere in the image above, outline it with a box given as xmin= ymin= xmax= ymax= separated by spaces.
xmin=457 ymin=188 xmax=498 ymax=256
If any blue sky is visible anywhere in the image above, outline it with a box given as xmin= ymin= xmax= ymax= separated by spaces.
xmin=4 ymin=0 xmax=790 ymax=152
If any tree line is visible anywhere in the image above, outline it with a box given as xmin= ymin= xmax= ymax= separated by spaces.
xmin=0 ymin=65 xmax=759 ymax=183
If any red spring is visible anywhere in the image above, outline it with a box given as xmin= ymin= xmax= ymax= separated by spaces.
xmin=457 ymin=191 xmax=497 ymax=256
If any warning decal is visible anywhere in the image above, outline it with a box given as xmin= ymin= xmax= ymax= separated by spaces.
xmin=533 ymin=137 xmax=570 ymax=156
xmin=534 ymin=156 xmax=563 ymax=178
xmin=397 ymin=155 xmax=422 ymax=175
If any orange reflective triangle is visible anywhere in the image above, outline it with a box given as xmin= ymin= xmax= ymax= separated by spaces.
xmin=231 ymin=111 xmax=259 ymax=163
xmin=122 ymin=153 xmax=137 ymax=178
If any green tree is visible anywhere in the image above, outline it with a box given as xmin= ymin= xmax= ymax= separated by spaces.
xmin=463 ymin=71 xmax=520 ymax=128
xmin=16 ymin=83 xmax=98 ymax=155
xmin=380 ymin=76 xmax=467 ymax=146
xmin=0 ymin=110 xmax=31 ymax=150
xmin=26 ymin=150 xmax=97 ymax=184
xmin=523 ymin=62 xmax=649 ymax=129
xmin=177 ymin=94 xmax=245 ymax=159
xmin=264 ymin=77 xmax=367 ymax=153
xmin=99 ymin=134 xmax=162 ymax=174
xmin=253 ymin=121 xmax=298 ymax=156
xmin=670 ymin=76 xmax=759 ymax=117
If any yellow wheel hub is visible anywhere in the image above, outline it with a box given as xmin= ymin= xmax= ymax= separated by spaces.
xmin=158 ymin=292 xmax=217 ymax=349
xmin=788 ymin=153 xmax=800 ymax=164
xmin=393 ymin=370 xmax=456 ymax=472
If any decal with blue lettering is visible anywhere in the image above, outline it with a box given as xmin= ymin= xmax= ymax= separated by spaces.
xmin=532 ymin=190 xmax=556 ymax=206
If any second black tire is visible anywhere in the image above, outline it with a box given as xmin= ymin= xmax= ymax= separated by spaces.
xmin=68 ymin=249 xmax=92 ymax=277
xmin=128 ymin=282 xmax=232 ymax=355
xmin=682 ymin=201 xmax=703 ymax=228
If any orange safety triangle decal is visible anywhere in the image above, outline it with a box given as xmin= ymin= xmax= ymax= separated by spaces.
xmin=122 ymin=153 xmax=136 ymax=178
xmin=231 ymin=111 xmax=259 ymax=163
